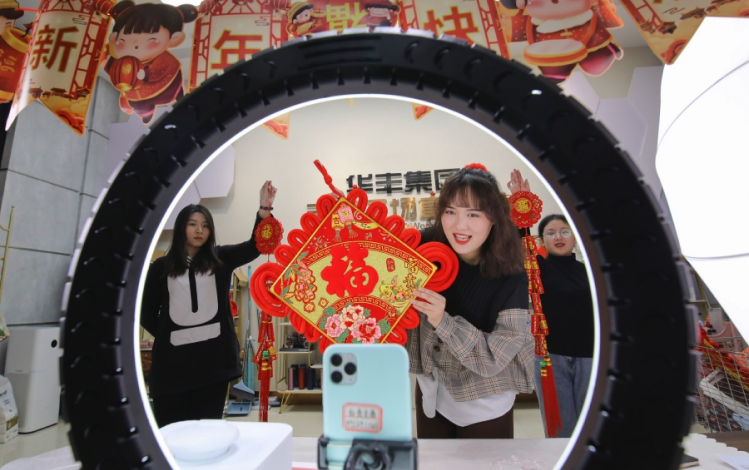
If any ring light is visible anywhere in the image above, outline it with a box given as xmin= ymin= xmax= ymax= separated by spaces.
xmin=61 ymin=29 xmax=695 ymax=469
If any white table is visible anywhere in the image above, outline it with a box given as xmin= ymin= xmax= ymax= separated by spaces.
xmin=2 ymin=433 xmax=746 ymax=469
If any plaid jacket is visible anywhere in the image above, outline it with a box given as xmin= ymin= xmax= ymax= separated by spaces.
xmin=407 ymin=275 xmax=535 ymax=401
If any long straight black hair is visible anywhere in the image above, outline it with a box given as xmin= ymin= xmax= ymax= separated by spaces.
xmin=423 ymin=166 xmax=525 ymax=278
xmin=163 ymin=204 xmax=222 ymax=277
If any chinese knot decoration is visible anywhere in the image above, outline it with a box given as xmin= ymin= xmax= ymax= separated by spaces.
xmin=250 ymin=160 xmax=459 ymax=353
xmin=508 ymin=190 xmax=543 ymax=229
xmin=511 ymin=190 xmax=562 ymax=437
xmin=255 ymin=217 xmax=284 ymax=255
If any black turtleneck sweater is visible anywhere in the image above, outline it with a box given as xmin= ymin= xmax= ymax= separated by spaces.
xmin=537 ymin=254 xmax=594 ymax=358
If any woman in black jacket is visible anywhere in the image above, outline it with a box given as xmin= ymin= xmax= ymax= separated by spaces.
xmin=141 ymin=180 xmax=277 ymax=427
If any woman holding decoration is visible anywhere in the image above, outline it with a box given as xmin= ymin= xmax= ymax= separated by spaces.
xmin=141 ymin=180 xmax=277 ymax=427
xmin=407 ymin=164 xmax=535 ymax=439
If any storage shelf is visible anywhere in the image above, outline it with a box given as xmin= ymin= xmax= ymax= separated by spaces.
xmin=275 ymin=316 xmax=322 ymax=413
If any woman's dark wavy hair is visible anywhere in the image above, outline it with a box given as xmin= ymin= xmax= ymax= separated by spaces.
xmin=164 ymin=204 xmax=222 ymax=277
xmin=423 ymin=167 xmax=525 ymax=278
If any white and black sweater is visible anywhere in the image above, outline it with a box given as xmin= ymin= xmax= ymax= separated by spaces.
xmin=141 ymin=214 xmax=265 ymax=397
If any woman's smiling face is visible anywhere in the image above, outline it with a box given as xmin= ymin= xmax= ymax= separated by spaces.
xmin=440 ymin=193 xmax=493 ymax=265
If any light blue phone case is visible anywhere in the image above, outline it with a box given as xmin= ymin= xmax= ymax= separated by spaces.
xmin=322 ymin=343 xmax=413 ymax=467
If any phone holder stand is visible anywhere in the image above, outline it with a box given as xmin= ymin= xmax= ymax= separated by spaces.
xmin=317 ymin=436 xmax=418 ymax=470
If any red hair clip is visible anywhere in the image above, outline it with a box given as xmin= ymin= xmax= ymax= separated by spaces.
xmin=464 ymin=163 xmax=488 ymax=172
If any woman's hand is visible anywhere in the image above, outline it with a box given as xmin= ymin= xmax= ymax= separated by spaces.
xmin=507 ymin=169 xmax=530 ymax=194
xmin=411 ymin=287 xmax=447 ymax=329
xmin=258 ymin=180 xmax=277 ymax=218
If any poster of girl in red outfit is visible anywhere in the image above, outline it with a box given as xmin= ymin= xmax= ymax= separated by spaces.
xmin=498 ymin=0 xmax=624 ymax=83
xmin=104 ymin=1 xmax=199 ymax=124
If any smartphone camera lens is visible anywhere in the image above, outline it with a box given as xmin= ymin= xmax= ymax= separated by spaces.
xmin=344 ymin=362 xmax=357 ymax=375
xmin=331 ymin=354 xmax=342 ymax=367
xmin=331 ymin=371 xmax=343 ymax=384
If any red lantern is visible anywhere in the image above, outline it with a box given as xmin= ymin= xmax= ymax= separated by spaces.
xmin=107 ymin=55 xmax=142 ymax=93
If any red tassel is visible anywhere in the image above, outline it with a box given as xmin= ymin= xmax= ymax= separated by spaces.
xmin=254 ymin=311 xmax=276 ymax=423
xmin=520 ymin=232 xmax=562 ymax=438
xmin=540 ymin=355 xmax=563 ymax=437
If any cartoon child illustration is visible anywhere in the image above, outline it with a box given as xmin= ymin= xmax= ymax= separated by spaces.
xmin=361 ymin=0 xmax=399 ymax=27
xmin=104 ymin=1 xmax=199 ymax=124
xmin=286 ymin=1 xmax=325 ymax=37
xmin=0 ymin=0 xmax=28 ymax=103
xmin=500 ymin=0 xmax=623 ymax=82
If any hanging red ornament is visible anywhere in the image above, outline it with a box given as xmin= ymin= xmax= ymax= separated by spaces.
xmin=508 ymin=190 xmax=543 ymax=228
xmin=255 ymin=217 xmax=284 ymax=255
xmin=510 ymin=188 xmax=561 ymax=437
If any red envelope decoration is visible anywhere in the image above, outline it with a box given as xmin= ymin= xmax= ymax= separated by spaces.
xmin=250 ymin=160 xmax=459 ymax=353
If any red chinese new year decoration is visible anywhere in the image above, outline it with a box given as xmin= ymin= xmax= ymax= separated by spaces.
xmin=498 ymin=0 xmax=624 ymax=82
xmin=400 ymin=0 xmax=508 ymax=56
xmin=253 ymin=308 xmax=277 ymax=422
xmin=512 ymin=191 xmax=562 ymax=437
xmin=250 ymin=160 xmax=459 ymax=353
xmin=255 ymin=216 xmax=284 ymax=255
xmin=274 ymin=0 xmax=401 ymax=41
xmin=508 ymin=190 xmax=543 ymax=229
xmin=7 ymin=0 xmax=111 ymax=134
xmin=189 ymin=0 xmax=285 ymax=92
xmin=698 ymin=323 xmax=749 ymax=393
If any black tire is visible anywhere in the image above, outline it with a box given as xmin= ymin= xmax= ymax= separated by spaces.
xmin=61 ymin=29 xmax=696 ymax=469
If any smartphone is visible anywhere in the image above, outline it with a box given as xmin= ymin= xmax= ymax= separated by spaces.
xmin=321 ymin=344 xmax=413 ymax=468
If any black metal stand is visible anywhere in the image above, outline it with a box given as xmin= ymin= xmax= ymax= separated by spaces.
xmin=318 ymin=436 xmax=418 ymax=470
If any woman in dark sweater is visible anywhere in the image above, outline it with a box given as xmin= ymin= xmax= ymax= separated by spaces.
xmin=141 ymin=180 xmax=277 ymax=427
xmin=407 ymin=165 xmax=534 ymax=439
xmin=508 ymin=169 xmax=595 ymax=438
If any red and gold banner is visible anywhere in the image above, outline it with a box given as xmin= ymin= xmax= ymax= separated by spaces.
xmin=617 ymin=0 xmax=749 ymax=64
xmin=497 ymin=0 xmax=624 ymax=83
xmin=8 ymin=0 xmax=109 ymax=134
xmin=400 ymin=0 xmax=509 ymax=56
xmin=189 ymin=0 xmax=285 ymax=91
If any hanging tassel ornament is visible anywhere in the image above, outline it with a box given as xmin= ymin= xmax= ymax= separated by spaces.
xmin=253 ymin=280 xmax=278 ymax=423
xmin=509 ymin=190 xmax=563 ymax=437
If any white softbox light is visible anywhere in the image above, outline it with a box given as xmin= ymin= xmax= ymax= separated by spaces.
xmin=657 ymin=17 xmax=749 ymax=337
